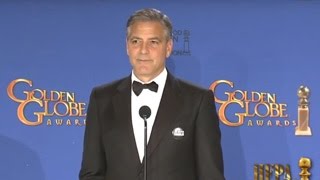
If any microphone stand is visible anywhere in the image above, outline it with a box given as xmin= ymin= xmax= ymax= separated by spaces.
xmin=139 ymin=105 xmax=151 ymax=180
xmin=143 ymin=116 xmax=147 ymax=180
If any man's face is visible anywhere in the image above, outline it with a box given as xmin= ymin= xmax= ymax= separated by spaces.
xmin=126 ymin=21 xmax=173 ymax=82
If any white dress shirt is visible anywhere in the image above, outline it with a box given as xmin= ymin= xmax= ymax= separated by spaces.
xmin=131 ymin=68 xmax=167 ymax=162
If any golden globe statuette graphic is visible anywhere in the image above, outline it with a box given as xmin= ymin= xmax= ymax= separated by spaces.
xmin=299 ymin=157 xmax=311 ymax=180
xmin=295 ymin=86 xmax=312 ymax=136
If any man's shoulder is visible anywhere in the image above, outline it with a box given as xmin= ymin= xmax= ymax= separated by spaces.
xmin=174 ymin=77 xmax=208 ymax=94
xmin=91 ymin=76 xmax=130 ymax=96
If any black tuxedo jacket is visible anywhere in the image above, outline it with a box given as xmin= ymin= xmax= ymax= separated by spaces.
xmin=79 ymin=73 xmax=225 ymax=180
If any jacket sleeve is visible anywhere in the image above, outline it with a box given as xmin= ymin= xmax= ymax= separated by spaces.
xmin=195 ymin=90 xmax=225 ymax=180
xmin=79 ymin=88 xmax=106 ymax=180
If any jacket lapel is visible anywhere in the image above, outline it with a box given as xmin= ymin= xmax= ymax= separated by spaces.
xmin=146 ymin=73 xmax=183 ymax=158
xmin=112 ymin=76 xmax=142 ymax=172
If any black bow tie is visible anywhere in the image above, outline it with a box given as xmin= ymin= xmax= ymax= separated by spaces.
xmin=132 ymin=81 xmax=158 ymax=96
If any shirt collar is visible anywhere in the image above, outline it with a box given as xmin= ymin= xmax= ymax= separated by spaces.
xmin=131 ymin=68 xmax=167 ymax=87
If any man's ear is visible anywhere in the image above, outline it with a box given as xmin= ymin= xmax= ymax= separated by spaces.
xmin=166 ymin=39 xmax=173 ymax=58
xmin=126 ymin=38 xmax=129 ymax=55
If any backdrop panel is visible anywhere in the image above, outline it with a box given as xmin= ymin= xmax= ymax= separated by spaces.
xmin=1 ymin=1 xmax=319 ymax=180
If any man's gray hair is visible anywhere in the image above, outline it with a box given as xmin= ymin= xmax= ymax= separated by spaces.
xmin=126 ymin=8 xmax=173 ymax=40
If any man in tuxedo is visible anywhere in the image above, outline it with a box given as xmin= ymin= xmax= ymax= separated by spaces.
xmin=79 ymin=8 xmax=225 ymax=180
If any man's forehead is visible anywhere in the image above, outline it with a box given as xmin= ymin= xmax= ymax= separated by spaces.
xmin=128 ymin=36 xmax=163 ymax=40
xmin=127 ymin=20 xmax=168 ymax=40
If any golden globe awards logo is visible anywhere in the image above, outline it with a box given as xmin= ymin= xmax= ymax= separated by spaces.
xmin=210 ymin=80 xmax=296 ymax=127
xmin=7 ymin=79 xmax=86 ymax=126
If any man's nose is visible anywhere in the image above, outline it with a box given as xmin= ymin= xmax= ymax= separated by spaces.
xmin=140 ymin=42 xmax=149 ymax=54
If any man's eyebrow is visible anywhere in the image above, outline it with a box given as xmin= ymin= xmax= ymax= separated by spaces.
xmin=128 ymin=36 xmax=163 ymax=42
xmin=129 ymin=36 xmax=142 ymax=40
xmin=148 ymin=37 xmax=162 ymax=41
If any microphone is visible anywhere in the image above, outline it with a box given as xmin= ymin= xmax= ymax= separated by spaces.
xmin=139 ymin=105 xmax=151 ymax=180
xmin=139 ymin=105 xmax=151 ymax=120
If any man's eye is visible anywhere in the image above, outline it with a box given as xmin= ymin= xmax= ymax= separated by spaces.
xmin=131 ymin=40 xmax=138 ymax=44
xmin=131 ymin=39 xmax=141 ymax=44
xmin=151 ymin=40 xmax=159 ymax=45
